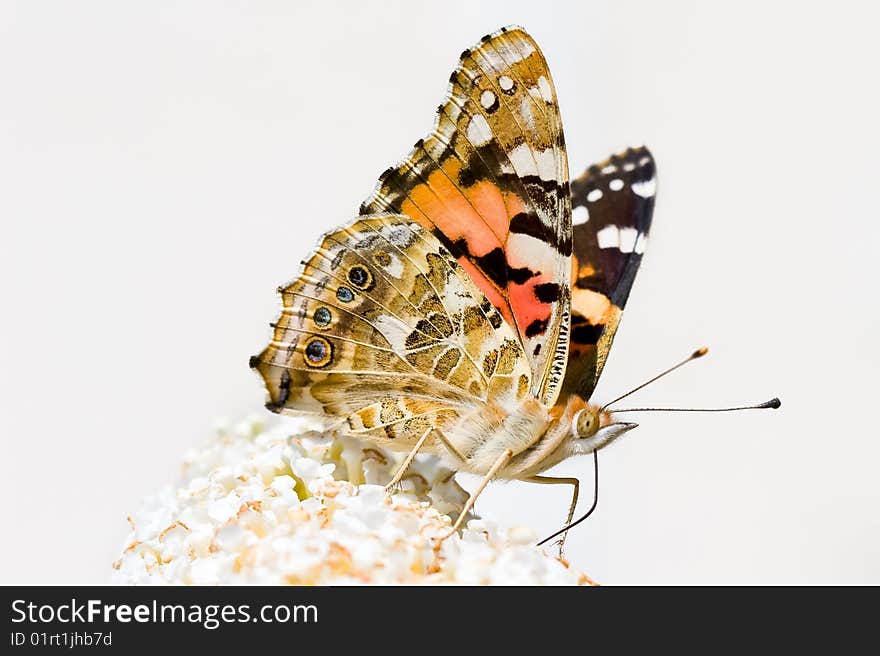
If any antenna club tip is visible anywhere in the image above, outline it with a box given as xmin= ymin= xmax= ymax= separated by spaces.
xmin=692 ymin=347 xmax=709 ymax=358
xmin=764 ymin=397 xmax=781 ymax=409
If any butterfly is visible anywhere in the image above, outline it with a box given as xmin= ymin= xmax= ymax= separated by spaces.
xmin=250 ymin=25 xmax=656 ymax=549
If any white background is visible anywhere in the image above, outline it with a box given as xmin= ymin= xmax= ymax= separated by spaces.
xmin=2 ymin=1 xmax=877 ymax=584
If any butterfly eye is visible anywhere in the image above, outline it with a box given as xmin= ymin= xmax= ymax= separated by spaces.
xmin=313 ymin=306 xmax=332 ymax=328
xmin=347 ymin=265 xmax=373 ymax=290
xmin=572 ymin=409 xmax=598 ymax=438
xmin=303 ymin=336 xmax=332 ymax=368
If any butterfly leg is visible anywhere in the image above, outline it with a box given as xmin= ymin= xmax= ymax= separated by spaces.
xmin=384 ymin=428 xmax=432 ymax=492
xmin=526 ymin=475 xmax=579 ymax=558
xmin=437 ymin=448 xmax=513 ymax=543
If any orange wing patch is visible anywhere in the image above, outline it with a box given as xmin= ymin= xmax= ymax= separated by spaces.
xmin=360 ymin=26 xmax=572 ymax=406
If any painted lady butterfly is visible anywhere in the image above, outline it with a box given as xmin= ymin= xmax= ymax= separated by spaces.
xmin=250 ymin=26 xmax=663 ymax=547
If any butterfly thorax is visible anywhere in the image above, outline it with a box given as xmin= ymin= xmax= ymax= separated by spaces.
xmin=445 ymin=394 xmax=610 ymax=479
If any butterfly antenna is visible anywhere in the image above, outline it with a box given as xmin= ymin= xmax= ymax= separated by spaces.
xmin=537 ymin=450 xmax=599 ymax=547
xmin=601 ymin=347 xmax=709 ymax=411
xmin=611 ymin=398 xmax=781 ymax=414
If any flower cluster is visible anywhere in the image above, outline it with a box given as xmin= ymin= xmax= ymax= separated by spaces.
xmin=112 ymin=414 xmax=593 ymax=584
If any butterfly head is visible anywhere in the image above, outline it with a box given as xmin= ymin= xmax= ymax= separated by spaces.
xmin=571 ymin=404 xmax=638 ymax=451
xmin=566 ymin=400 xmax=639 ymax=453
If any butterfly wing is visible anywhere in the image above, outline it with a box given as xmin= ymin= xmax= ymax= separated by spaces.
xmin=360 ymin=26 xmax=572 ymax=406
xmin=562 ymin=146 xmax=656 ymax=399
xmin=250 ymin=214 xmax=532 ymax=449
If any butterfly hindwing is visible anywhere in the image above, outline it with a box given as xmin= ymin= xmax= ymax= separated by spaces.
xmin=360 ymin=25 xmax=572 ymax=406
xmin=250 ymin=214 xmax=532 ymax=448
xmin=562 ymin=146 xmax=656 ymax=400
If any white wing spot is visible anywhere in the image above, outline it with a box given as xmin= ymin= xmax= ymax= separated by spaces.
xmin=597 ymin=226 xmax=648 ymax=254
xmin=466 ymin=114 xmax=493 ymax=146
xmin=597 ymin=225 xmax=619 ymax=249
xmin=499 ymin=75 xmax=514 ymax=91
xmin=609 ymin=178 xmax=624 ymax=191
xmin=513 ymin=42 xmax=537 ymax=62
xmin=486 ymin=41 xmax=535 ymax=66
xmin=374 ymin=314 xmax=416 ymax=352
xmin=601 ymin=164 xmax=617 ymax=174
xmin=587 ymin=189 xmax=603 ymax=202
xmin=618 ymin=227 xmax=639 ymax=253
xmin=381 ymin=224 xmax=415 ymax=248
xmin=537 ymin=76 xmax=553 ymax=102
xmin=534 ymin=149 xmax=558 ymax=181
xmin=480 ymin=89 xmax=496 ymax=110
xmin=509 ymin=144 xmax=557 ymax=181
xmin=632 ymin=177 xmax=656 ymax=198
xmin=520 ymin=97 xmax=536 ymax=131
xmin=623 ymin=161 xmax=636 ymax=172
xmin=572 ymin=205 xmax=590 ymax=226
xmin=384 ymin=253 xmax=404 ymax=278
xmin=509 ymin=144 xmax=535 ymax=175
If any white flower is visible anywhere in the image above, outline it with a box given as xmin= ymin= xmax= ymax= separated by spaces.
xmin=112 ymin=415 xmax=594 ymax=585
xmin=290 ymin=456 xmax=334 ymax=483
xmin=207 ymin=491 xmax=241 ymax=523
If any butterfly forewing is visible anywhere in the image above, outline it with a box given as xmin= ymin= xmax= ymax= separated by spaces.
xmin=562 ymin=146 xmax=656 ymax=400
xmin=360 ymin=26 xmax=572 ymax=406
